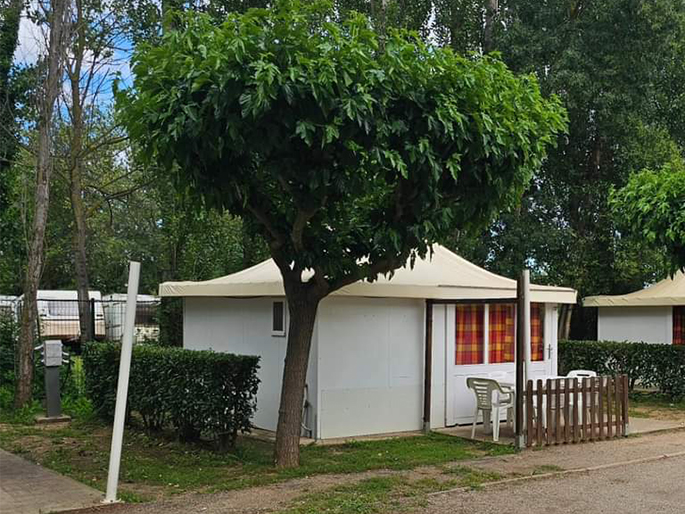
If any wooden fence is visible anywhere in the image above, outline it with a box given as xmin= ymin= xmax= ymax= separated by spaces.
xmin=524 ymin=375 xmax=629 ymax=447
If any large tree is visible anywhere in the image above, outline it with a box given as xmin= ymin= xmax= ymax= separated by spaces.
xmin=451 ymin=0 xmax=685 ymax=337
xmin=16 ymin=0 xmax=69 ymax=407
xmin=119 ymin=0 xmax=566 ymax=467
xmin=611 ymin=160 xmax=685 ymax=273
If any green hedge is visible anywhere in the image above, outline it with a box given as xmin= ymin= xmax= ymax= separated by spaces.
xmin=82 ymin=342 xmax=260 ymax=447
xmin=559 ymin=340 xmax=685 ymax=399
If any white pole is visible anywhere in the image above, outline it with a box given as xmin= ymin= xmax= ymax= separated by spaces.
xmin=104 ymin=261 xmax=140 ymax=503
xmin=522 ymin=269 xmax=531 ymax=383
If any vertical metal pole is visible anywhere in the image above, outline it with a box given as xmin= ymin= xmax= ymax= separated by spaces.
xmin=44 ymin=367 xmax=61 ymax=417
xmin=423 ymin=299 xmax=433 ymax=433
xmin=515 ymin=270 xmax=530 ymax=449
xmin=522 ymin=271 xmax=531 ymax=383
xmin=104 ymin=261 xmax=140 ymax=503
xmin=89 ymin=298 xmax=96 ymax=341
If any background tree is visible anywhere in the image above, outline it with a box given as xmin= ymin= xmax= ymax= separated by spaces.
xmin=119 ymin=1 xmax=566 ymax=467
xmin=452 ymin=0 xmax=685 ymax=337
xmin=16 ymin=0 xmax=69 ymax=407
xmin=611 ymin=160 xmax=685 ymax=273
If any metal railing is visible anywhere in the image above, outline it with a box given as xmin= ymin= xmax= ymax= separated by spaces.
xmin=11 ymin=298 xmax=160 ymax=345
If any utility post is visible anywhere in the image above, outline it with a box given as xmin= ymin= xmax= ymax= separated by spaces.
xmin=36 ymin=340 xmax=71 ymax=423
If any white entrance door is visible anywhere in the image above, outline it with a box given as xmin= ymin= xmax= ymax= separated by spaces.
xmin=444 ymin=303 xmax=556 ymax=426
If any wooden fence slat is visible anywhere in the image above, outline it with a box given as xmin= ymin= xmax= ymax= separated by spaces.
xmin=598 ymin=376 xmax=605 ymax=440
xmin=622 ymin=375 xmax=629 ymax=436
xmin=590 ymin=377 xmax=597 ymax=441
xmin=606 ymin=377 xmax=613 ymax=438
xmin=526 ymin=380 xmax=534 ymax=447
xmin=580 ymin=377 xmax=588 ymax=441
xmin=564 ymin=378 xmax=571 ymax=443
xmin=536 ymin=379 xmax=543 ymax=447
xmin=615 ymin=375 xmax=622 ymax=436
xmin=555 ymin=379 xmax=561 ymax=445
xmin=546 ymin=379 xmax=553 ymax=445
xmin=573 ymin=378 xmax=580 ymax=443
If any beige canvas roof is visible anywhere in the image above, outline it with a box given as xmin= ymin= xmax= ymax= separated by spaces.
xmin=584 ymin=272 xmax=685 ymax=307
xmin=160 ymin=245 xmax=577 ymax=303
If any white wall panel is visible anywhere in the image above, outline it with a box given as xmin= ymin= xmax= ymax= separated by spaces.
xmin=184 ymin=297 xmax=304 ymax=432
xmin=598 ymin=307 xmax=672 ymax=344
xmin=317 ymin=297 xmax=424 ymax=439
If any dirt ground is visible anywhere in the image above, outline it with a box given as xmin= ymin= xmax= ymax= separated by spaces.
xmin=67 ymin=429 xmax=685 ymax=514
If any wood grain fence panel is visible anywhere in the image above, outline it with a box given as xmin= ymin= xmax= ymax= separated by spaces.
xmin=536 ymin=379 xmax=544 ymax=447
xmin=598 ymin=377 xmax=605 ymax=440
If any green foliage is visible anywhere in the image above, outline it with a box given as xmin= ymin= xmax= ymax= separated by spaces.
xmin=454 ymin=0 xmax=685 ymax=314
xmin=119 ymin=0 xmax=566 ymax=292
xmin=559 ymin=340 xmax=685 ymax=400
xmin=0 ymin=313 xmax=17 ymax=387
xmin=610 ymin=161 xmax=685 ymax=272
xmin=82 ymin=342 xmax=260 ymax=447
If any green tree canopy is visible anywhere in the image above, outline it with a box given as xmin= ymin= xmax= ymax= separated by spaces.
xmin=611 ymin=161 xmax=685 ymax=273
xmin=118 ymin=0 xmax=566 ymax=467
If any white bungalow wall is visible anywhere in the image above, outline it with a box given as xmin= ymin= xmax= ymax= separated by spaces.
xmin=442 ymin=303 xmax=558 ymax=426
xmin=183 ymin=297 xmax=319 ymax=433
xmin=597 ymin=306 xmax=672 ymax=344
xmin=315 ymin=297 xmax=425 ymax=439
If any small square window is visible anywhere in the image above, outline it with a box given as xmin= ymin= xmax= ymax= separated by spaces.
xmin=272 ymin=301 xmax=286 ymax=337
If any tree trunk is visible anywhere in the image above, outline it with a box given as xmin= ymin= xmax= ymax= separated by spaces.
xmin=483 ymin=0 xmax=499 ymax=53
xmin=68 ymin=0 xmax=92 ymax=344
xmin=274 ymin=292 xmax=320 ymax=468
xmin=15 ymin=0 xmax=68 ymax=408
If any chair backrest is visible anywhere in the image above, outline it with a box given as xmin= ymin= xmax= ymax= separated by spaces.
xmin=567 ymin=369 xmax=597 ymax=378
xmin=466 ymin=377 xmax=502 ymax=410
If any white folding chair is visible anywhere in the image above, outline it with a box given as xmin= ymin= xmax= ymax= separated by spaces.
xmin=566 ymin=370 xmax=597 ymax=378
xmin=466 ymin=377 xmax=515 ymax=442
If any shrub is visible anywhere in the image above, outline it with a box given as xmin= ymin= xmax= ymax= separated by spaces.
xmin=82 ymin=342 xmax=260 ymax=448
xmin=559 ymin=340 xmax=685 ymax=399
xmin=0 ymin=313 xmax=17 ymax=388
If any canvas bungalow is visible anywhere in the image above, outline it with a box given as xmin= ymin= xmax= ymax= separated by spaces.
xmin=584 ymin=272 xmax=685 ymax=345
xmin=159 ymin=245 xmax=577 ymax=441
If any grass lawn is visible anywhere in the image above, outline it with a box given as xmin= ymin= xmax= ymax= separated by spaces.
xmin=628 ymin=391 xmax=685 ymax=422
xmin=0 ymin=418 xmax=514 ymax=503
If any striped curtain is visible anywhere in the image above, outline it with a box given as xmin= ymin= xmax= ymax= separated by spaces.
xmin=674 ymin=306 xmax=685 ymax=345
xmin=455 ymin=304 xmax=484 ymax=364
xmin=489 ymin=304 xmax=516 ymax=364
xmin=531 ymin=303 xmax=544 ymax=361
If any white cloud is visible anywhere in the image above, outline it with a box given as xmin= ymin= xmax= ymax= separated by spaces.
xmin=14 ymin=9 xmax=46 ymax=65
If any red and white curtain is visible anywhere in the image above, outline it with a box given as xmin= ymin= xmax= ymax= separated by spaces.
xmin=531 ymin=303 xmax=544 ymax=361
xmin=489 ymin=304 xmax=516 ymax=364
xmin=674 ymin=306 xmax=685 ymax=345
xmin=454 ymin=303 xmax=545 ymax=364
xmin=455 ymin=305 xmax=484 ymax=364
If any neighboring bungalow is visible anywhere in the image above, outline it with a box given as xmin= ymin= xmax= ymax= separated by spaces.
xmin=584 ymin=272 xmax=685 ymax=345
xmin=159 ymin=245 xmax=576 ymax=441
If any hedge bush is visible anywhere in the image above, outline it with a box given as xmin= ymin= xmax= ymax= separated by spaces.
xmin=82 ymin=342 xmax=260 ymax=448
xmin=559 ymin=340 xmax=685 ymax=399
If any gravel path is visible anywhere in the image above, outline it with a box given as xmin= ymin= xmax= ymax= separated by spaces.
xmin=69 ymin=429 xmax=685 ymax=514
xmin=425 ymin=453 xmax=685 ymax=514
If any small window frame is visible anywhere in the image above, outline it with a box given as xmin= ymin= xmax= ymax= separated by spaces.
xmin=271 ymin=300 xmax=287 ymax=337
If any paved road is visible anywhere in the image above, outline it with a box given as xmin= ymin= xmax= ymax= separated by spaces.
xmin=0 ymin=448 xmax=103 ymax=514
xmin=425 ymin=454 xmax=685 ymax=514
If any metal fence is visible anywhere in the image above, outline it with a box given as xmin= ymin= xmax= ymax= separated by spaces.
xmin=10 ymin=298 xmax=160 ymax=345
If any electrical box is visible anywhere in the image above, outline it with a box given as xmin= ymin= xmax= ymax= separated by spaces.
xmin=44 ymin=340 xmax=63 ymax=367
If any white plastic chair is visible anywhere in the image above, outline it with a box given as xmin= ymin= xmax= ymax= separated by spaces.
xmin=566 ymin=370 xmax=597 ymax=378
xmin=466 ymin=377 xmax=515 ymax=442
xmin=565 ymin=370 xmax=598 ymax=414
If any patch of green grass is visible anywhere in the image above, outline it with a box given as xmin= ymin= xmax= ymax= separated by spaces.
xmin=531 ymin=464 xmax=564 ymax=475
xmin=0 ymin=421 xmax=514 ymax=502
xmin=628 ymin=391 xmax=685 ymax=420
xmin=281 ymin=475 xmax=460 ymax=514
xmin=443 ymin=465 xmax=503 ymax=489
